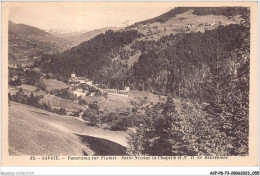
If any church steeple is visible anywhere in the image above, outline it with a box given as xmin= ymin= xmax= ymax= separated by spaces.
xmin=71 ymin=71 xmax=76 ymax=78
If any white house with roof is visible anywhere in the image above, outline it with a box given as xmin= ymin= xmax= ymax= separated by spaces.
xmin=104 ymin=86 xmax=130 ymax=97
xmin=68 ymin=72 xmax=93 ymax=86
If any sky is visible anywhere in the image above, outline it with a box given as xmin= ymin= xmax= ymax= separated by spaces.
xmin=8 ymin=2 xmax=175 ymax=32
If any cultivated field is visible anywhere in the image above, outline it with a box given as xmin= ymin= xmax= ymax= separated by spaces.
xmin=133 ymin=10 xmax=240 ymax=41
xmin=97 ymin=90 xmax=163 ymax=112
xmin=41 ymin=94 xmax=87 ymax=112
xmin=42 ymin=79 xmax=69 ymax=91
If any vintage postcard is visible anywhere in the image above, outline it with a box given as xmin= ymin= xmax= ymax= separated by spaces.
xmin=1 ymin=1 xmax=258 ymax=166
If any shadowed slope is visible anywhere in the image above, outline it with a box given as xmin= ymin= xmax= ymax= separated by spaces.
xmin=76 ymin=134 xmax=127 ymax=156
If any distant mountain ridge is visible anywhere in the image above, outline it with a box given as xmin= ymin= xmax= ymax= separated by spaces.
xmin=49 ymin=27 xmax=122 ymax=46
xmin=48 ymin=20 xmax=134 ymax=46
xmin=8 ymin=21 xmax=72 ymax=64
xmin=128 ymin=7 xmax=248 ymax=28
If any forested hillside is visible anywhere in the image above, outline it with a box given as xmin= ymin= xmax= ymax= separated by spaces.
xmin=39 ymin=22 xmax=249 ymax=100
xmin=127 ymin=24 xmax=248 ymax=98
xmin=39 ymin=29 xmax=141 ymax=82
xmin=127 ymin=18 xmax=249 ymax=155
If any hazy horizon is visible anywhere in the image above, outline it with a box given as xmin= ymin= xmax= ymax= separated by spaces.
xmin=8 ymin=2 xmax=174 ymax=33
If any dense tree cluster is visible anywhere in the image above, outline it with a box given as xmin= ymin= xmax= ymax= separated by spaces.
xmin=128 ymin=97 xmax=193 ymax=156
xmin=9 ymin=88 xmax=67 ymax=116
xmin=9 ymin=77 xmax=21 ymax=86
xmin=127 ymin=13 xmax=250 ymax=156
xmin=50 ymin=88 xmax=77 ymax=101
xmin=81 ymin=103 xmax=143 ymax=131
xmin=127 ymin=24 xmax=248 ymax=99
xmin=9 ymin=89 xmax=40 ymax=107
xmin=128 ymin=91 xmax=248 ymax=156
xmin=40 ymin=30 xmax=141 ymax=82
xmin=23 ymin=70 xmax=41 ymax=86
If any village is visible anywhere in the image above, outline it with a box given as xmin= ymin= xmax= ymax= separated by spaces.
xmin=9 ymin=62 xmax=130 ymax=99
xmin=8 ymin=59 xmax=157 ymax=134
xmin=68 ymin=71 xmax=130 ymax=98
xmin=8 ymin=61 xmax=138 ymax=121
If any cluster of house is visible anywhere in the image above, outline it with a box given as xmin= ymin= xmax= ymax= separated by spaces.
xmin=204 ymin=22 xmax=216 ymax=26
xmin=184 ymin=21 xmax=220 ymax=32
xmin=8 ymin=64 xmax=18 ymax=69
xmin=68 ymin=72 xmax=130 ymax=98
xmin=9 ymin=56 xmax=41 ymax=70
xmin=184 ymin=23 xmax=197 ymax=31
xmin=10 ymin=75 xmax=19 ymax=82
xmin=68 ymin=72 xmax=97 ymax=97
xmin=104 ymin=87 xmax=130 ymax=97
xmin=9 ymin=62 xmax=35 ymax=72
xmin=68 ymin=72 xmax=93 ymax=86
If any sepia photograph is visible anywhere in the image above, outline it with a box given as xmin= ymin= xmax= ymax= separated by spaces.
xmin=1 ymin=1 xmax=258 ymax=167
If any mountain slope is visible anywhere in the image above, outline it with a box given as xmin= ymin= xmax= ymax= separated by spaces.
xmin=41 ymin=29 xmax=141 ymax=81
xmin=129 ymin=7 xmax=248 ymax=27
xmin=9 ymin=102 xmax=92 ymax=155
xmin=9 ymin=102 xmax=127 ymax=155
xmin=39 ymin=7 xmax=249 ymax=99
xmin=8 ymin=21 xmax=72 ymax=63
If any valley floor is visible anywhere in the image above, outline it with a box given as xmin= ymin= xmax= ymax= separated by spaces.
xmin=8 ymin=102 xmax=128 ymax=156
